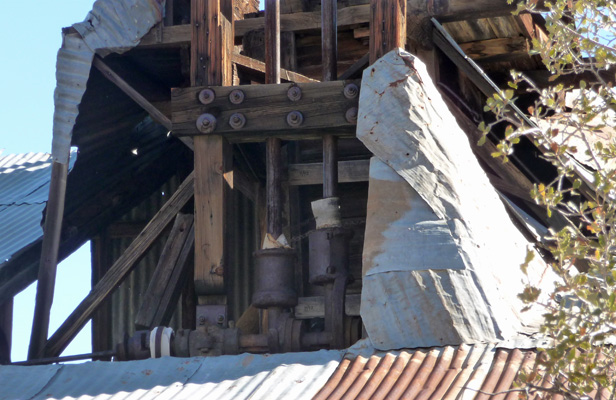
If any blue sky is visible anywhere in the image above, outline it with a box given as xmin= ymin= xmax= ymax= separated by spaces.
xmin=1 ymin=2 xmax=98 ymax=362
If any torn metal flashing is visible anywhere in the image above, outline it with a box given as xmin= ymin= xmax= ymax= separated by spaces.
xmin=356 ymin=49 xmax=556 ymax=350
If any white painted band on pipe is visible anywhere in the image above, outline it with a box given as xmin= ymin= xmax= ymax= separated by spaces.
xmin=161 ymin=327 xmax=174 ymax=357
xmin=149 ymin=327 xmax=159 ymax=359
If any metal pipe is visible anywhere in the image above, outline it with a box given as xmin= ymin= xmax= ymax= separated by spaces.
xmin=321 ymin=0 xmax=338 ymax=199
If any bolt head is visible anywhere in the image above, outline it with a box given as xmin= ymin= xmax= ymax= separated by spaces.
xmin=343 ymin=83 xmax=359 ymax=99
xmin=198 ymin=88 xmax=216 ymax=105
xmin=345 ymin=107 xmax=358 ymax=124
xmin=196 ymin=113 xmax=217 ymax=133
xmin=287 ymin=86 xmax=302 ymax=102
xmin=229 ymin=89 xmax=245 ymax=104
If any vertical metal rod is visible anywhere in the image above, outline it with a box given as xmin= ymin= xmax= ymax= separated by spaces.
xmin=29 ymin=161 xmax=69 ymax=360
xmin=265 ymin=0 xmax=282 ymax=238
xmin=322 ymin=0 xmax=338 ymax=199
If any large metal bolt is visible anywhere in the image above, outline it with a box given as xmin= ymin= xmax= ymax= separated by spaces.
xmin=198 ymin=316 xmax=206 ymax=325
xmin=198 ymin=88 xmax=216 ymax=105
xmin=287 ymin=86 xmax=302 ymax=102
xmin=286 ymin=111 xmax=304 ymax=127
xmin=229 ymin=89 xmax=245 ymax=104
xmin=345 ymin=107 xmax=358 ymax=124
xmin=343 ymin=83 xmax=359 ymax=99
xmin=196 ymin=113 xmax=217 ymax=133
xmin=229 ymin=113 xmax=246 ymax=130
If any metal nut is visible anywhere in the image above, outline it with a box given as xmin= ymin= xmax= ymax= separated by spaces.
xmin=196 ymin=113 xmax=217 ymax=133
xmin=229 ymin=89 xmax=245 ymax=104
xmin=229 ymin=113 xmax=246 ymax=130
xmin=198 ymin=316 xmax=206 ymax=325
xmin=287 ymin=86 xmax=302 ymax=101
xmin=345 ymin=107 xmax=358 ymax=124
xmin=198 ymin=88 xmax=216 ymax=105
xmin=343 ymin=83 xmax=359 ymax=99
xmin=286 ymin=111 xmax=304 ymax=127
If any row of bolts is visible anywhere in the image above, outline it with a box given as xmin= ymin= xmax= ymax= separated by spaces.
xmin=196 ymin=83 xmax=360 ymax=133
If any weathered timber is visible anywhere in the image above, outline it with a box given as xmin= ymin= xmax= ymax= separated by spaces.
xmin=194 ymin=137 xmax=230 ymax=294
xmin=28 ymin=161 xmax=69 ymax=360
xmin=171 ymin=80 xmax=360 ymax=140
xmin=138 ymin=1 xmax=518 ymax=48
xmin=288 ymin=159 xmax=369 ymax=186
xmin=43 ymin=172 xmax=195 ymax=357
xmin=91 ymin=233 xmax=112 ymax=360
xmin=223 ymin=168 xmax=259 ymax=203
xmin=232 ymin=53 xmax=318 ymax=83
xmin=0 ymin=300 xmax=12 ymax=364
xmin=135 ymin=213 xmax=195 ymax=329
xmin=370 ymin=0 xmax=406 ymax=64
xmin=295 ymin=294 xmax=360 ymax=319
xmin=92 ymin=57 xmax=172 ymax=130
xmin=338 ymin=52 xmax=369 ymax=80
xmin=192 ymin=0 xmax=233 ymax=297
xmin=458 ymin=37 xmax=529 ymax=63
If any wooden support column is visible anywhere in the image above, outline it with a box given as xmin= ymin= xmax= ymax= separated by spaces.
xmin=265 ymin=0 xmax=283 ymax=239
xmin=369 ymin=0 xmax=406 ymax=64
xmin=192 ymin=0 xmax=234 ymax=296
xmin=0 ymin=300 xmax=12 ymax=364
xmin=28 ymin=160 xmax=69 ymax=360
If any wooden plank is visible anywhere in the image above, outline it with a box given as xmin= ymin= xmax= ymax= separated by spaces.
xmin=458 ymin=37 xmax=529 ymax=62
xmin=192 ymin=0 xmax=233 ymax=296
xmin=29 ymin=161 xmax=68 ymax=360
xmin=288 ymin=159 xmax=369 ymax=185
xmin=43 ymin=172 xmax=195 ymax=357
xmin=91 ymin=234 xmax=112 ymax=360
xmin=0 ymin=300 xmax=12 ymax=364
xmin=295 ymin=294 xmax=361 ymax=319
xmin=171 ymin=80 xmax=360 ymax=139
xmin=370 ymin=0 xmax=406 ymax=64
xmin=232 ymin=53 xmax=318 ymax=83
xmin=93 ymin=57 xmax=172 ymax=131
xmin=135 ymin=213 xmax=195 ymax=329
xmin=338 ymin=52 xmax=369 ymax=80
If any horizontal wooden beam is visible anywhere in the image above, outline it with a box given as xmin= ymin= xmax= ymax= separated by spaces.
xmin=232 ymin=52 xmax=318 ymax=83
xmin=458 ymin=37 xmax=529 ymax=62
xmin=138 ymin=1 xmax=517 ymax=48
xmin=43 ymin=172 xmax=195 ymax=357
xmin=288 ymin=159 xmax=369 ymax=185
xmin=172 ymin=80 xmax=360 ymax=142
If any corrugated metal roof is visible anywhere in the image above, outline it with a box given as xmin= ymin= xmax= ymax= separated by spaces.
xmin=0 ymin=151 xmax=76 ymax=266
xmin=52 ymin=0 xmax=164 ymax=162
xmin=315 ymin=343 xmax=611 ymax=400
xmin=0 ymin=350 xmax=345 ymax=400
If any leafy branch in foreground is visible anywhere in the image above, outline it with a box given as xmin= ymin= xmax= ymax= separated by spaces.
xmin=480 ymin=0 xmax=616 ymax=398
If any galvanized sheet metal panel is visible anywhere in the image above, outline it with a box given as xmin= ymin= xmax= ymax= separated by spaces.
xmin=0 ymin=350 xmax=344 ymax=400
xmin=356 ymin=49 xmax=556 ymax=350
xmin=0 ymin=152 xmax=76 ymax=267
xmin=52 ymin=0 xmax=165 ymax=162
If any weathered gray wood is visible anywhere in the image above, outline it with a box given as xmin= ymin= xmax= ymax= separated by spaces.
xmin=232 ymin=53 xmax=318 ymax=83
xmin=171 ymin=80 xmax=360 ymax=139
xmin=338 ymin=52 xmax=369 ymax=80
xmin=0 ymin=300 xmax=12 ymax=364
xmin=43 ymin=172 xmax=195 ymax=357
xmin=294 ymin=294 xmax=360 ymax=319
xmin=370 ymin=0 xmax=406 ymax=64
xmin=29 ymin=161 xmax=68 ymax=360
xmin=135 ymin=213 xmax=195 ymax=329
xmin=288 ymin=159 xmax=369 ymax=185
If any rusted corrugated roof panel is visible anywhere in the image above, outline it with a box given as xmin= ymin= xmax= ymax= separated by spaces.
xmin=0 ymin=152 xmax=76 ymax=266
xmin=315 ymin=343 xmax=612 ymax=400
xmin=0 ymin=350 xmax=344 ymax=400
xmin=52 ymin=0 xmax=164 ymax=162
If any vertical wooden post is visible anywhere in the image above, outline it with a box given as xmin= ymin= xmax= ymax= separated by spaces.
xmin=265 ymin=0 xmax=283 ymax=239
xmin=369 ymin=0 xmax=407 ymax=64
xmin=0 ymin=299 xmax=12 ymax=364
xmin=28 ymin=160 xmax=69 ymax=360
xmin=192 ymin=0 xmax=234 ymax=295
xmin=91 ymin=234 xmax=112 ymax=360
xmin=322 ymin=0 xmax=338 ymax=199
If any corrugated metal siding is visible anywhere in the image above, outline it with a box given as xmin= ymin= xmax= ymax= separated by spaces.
xmin=0 ymin=152 xmax=76 ymax=266
xmin=0 ymin=350 xmax=345 ymax=400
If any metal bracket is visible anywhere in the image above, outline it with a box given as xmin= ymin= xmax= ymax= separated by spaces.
xmin=196 ymin=305 xmax=227 ymax=328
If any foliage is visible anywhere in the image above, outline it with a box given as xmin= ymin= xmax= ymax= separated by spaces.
xmin=480 ymin=0 xmax=616 ymax=398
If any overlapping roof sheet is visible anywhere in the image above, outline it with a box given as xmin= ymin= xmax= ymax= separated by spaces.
xmin=0 ymin=152 xmax=76 ymax=267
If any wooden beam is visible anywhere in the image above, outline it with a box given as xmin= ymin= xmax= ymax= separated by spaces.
xmin=171 ymin=80 xmax=360 ymax=139
xmin=232 ymin=52 xmax=318 ymax=83
xmin=28 ymin=161 xmax=68 ymax=360
xmin=43 ymin=172 xmax=195 ymax=357
xmin=288 ymin=160 xmax=369 ymax=186
xmin=338 ymin=52 xmax=369 ymax=80
xmin=91 ymin=234 xmax=112 ymax=360
xmin=135 ymin=213 xmax=195 ymax=329
xmin=0 ymin=300 xmax=12 ymax=364
xmin=370 ymin=0 xmax=406 ymax=64
xmin=458 ymin=37 xmax=529 ymax=63
xmin=192 ymin=0 xmax=233 ymax=296
xmin=139 ymin=1 xmax=518 ymax=48
xmin=93 ymin=57 xmax=172 ymax=131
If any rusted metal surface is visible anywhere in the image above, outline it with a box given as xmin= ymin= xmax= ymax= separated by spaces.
xmin=252 ymin=248 xmax=297 ymax=308
xmin=356 ymin=49 xmax=557 ymax=350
